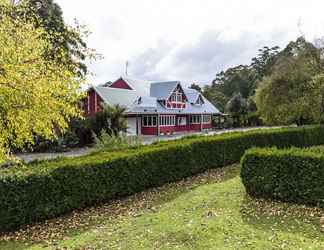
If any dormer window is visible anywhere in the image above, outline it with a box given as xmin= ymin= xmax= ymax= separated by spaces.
xmin=196 ymin=95 xmax=204 ymax=105
xmin=170 ymin=90 xmax=183 ymax=103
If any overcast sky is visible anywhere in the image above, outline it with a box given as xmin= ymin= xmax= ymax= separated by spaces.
xmin=56 ymin=0 xmax=324 ymax=86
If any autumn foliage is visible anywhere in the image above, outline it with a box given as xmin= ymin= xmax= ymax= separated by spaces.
xmin=0 ymin=1 xmax=95 ymax=162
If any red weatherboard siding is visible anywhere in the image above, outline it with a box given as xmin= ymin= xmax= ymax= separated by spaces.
xmin=84 ymin=90 xmax=103 ymax=116
xmin=202 ymin=123 xmax=212 ymax=129
xmin=141 ymin=126 xmax=157 ymax=135
xmin=140 ymin=115 xmax=212 ymax=135
xmin=188 ymin=124 xmax=201 ymax=131
xmin=160 ymin=126 xmax=177 ymax=134
xmin=110 ymin=78 xmax=132 ymax=90
xmin=166 ymin=102 xmax=186 ymax=109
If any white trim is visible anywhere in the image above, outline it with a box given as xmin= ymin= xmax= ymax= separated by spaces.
xmin=202 ymin=115 xmax=212 ymax=124
xmin=178 ymin=116 xmax=187 ymax=126
xmin=111 ymin=77 xmax=134 ymax=90
xmin=142 ymin=115 xmax=157 ymax=127
xmin=190 ymin=115 xmax=201 ymax=124
xmin=165 ymin=82 xmax=188 ymax=103
xmin=159 ymin=115 xmax=176 ymax=127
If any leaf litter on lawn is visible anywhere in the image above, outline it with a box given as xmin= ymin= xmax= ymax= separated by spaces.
xmin=0 ymin=165 xmax=230 ymax=244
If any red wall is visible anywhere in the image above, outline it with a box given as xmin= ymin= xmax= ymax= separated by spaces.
xmin=84 ymin=90 xmax=102 ymax=116
xmin=110 ymin=78 xmax=132 ymax=90
xmin=160 ymin=126 xmax=177 ymax=134
xmin=141 ymin=126 xmax=157 ymax=135
xmin=166 ymin=102 xmax=186 ymax=109
xmin=141 ymin=115 xmax=213 ymax=135
xmin=202 ymin=123 xmax=212 ymax=129
xmin=188 ymin=124 xmax=202 ymax=131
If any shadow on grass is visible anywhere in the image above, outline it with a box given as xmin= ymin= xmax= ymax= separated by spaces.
xmin=240 ymin=194 xmax=324 ymax=239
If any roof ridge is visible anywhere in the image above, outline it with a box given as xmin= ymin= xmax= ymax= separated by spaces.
xmin=151 ymin=80 xmax=180 ymax=85
xmin=95 ymin=86 xmax=137 ymax=92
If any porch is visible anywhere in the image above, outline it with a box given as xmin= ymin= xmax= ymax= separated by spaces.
xmin=127 ymin=114 xmax=214 ymax=136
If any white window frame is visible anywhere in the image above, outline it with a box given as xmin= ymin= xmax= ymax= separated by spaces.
xmin=202 ymin=115 xmax=212 ymax=124
xmin=178 ymin=117 xmax=187 ymax=126
xmin=159 ymin=115 xmax=176 ymax=127
xmin=169 ymin=89 xmax=185 ymax=106
xmin=142 ymin=115 xmax=157 ymax=127
xmin=190 ymin=115 xmax=201 ymax=124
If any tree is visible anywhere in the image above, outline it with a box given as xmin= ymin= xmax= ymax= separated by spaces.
xmin=13 ymin=0 xmax=90 ymax=76
xmin=0 ymin=1 xmax=91 ymax=162
xmin=203 ymin=85 xmax=229 ymax=112
xmin=91 ymin=104 xmax=127 ymax=136
xmin=212 ymin=65 xmax=257 ymax=99
xmin=225 ymin=93 xmax=247 ymax=127
xmin=255 ymin=37 xmax=324 ymax=125
xmin=189 ymin=83 xmax=202 ymax=92
xmin=247 ymin=97 xmax=257 ymax=112
xmin=251 ymin=46 xmax=280 ymax=80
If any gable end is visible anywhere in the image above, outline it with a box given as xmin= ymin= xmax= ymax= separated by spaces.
xmin=110 ymin=78 xmax=133 ymax=90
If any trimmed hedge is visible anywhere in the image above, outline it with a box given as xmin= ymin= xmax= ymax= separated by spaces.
xmin=1 ymin=125 xmax=324 ymax=231
xmin=241 ymin=146 xmax=324 ymax=207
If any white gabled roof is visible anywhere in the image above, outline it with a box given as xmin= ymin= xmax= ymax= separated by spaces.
xmin=93 ymin=86 xmax=139 ymax=110
xmin=91 ymin=77 xmax=220 ymax=115
xmin=122 ymin=77 xmax=152 ymax=96
xmin=150 ymin=81 xmax=180 ymax=100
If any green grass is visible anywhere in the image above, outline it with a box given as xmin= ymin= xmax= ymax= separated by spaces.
xmin=1 ymin=165 xmax=323 ymax=250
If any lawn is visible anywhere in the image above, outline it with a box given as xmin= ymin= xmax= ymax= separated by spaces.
xmin=0 ymin=165 xmax=323 ymax=250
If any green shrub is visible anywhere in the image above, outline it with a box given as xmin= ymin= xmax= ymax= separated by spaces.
xmin=241 ymin=146 xmax=324 ymax=207
xmin=1 ymin=125 xmax=324 ymax=231
xmin=94 ymin=130 xmax=143 ymax=151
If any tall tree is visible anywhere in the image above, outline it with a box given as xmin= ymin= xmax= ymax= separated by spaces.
xmin=14 ymin=0 xmax=90 ymax=76
xmin=251 ymin=46 xmax=280 ymax=80
xmin=225 ymin=93 xmax=247 ymax=127
xmin=0 ymin=1 xmax=92 ymax=162
xmin=203 ymin=85 xmax=228 ymax=112
xmin=212 ymin=65 xmax=257 ymax=99
xmin=255 ymin=37 xmax=324 ymax=125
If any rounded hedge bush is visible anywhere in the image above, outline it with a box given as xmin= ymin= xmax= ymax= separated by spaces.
xmin=241 ymin=146 xmax=324 ymax=207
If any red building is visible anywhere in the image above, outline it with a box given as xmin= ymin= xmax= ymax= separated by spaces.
xmin=84 ymin=77 xmax=220 ymax=136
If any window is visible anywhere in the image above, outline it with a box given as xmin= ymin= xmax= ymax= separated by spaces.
xmin=178 ymin=117 xmax=187 ymax=126
xmin=177 ymin=92 xmax=183 ymax=102
xmin=203 ymin=115 xmax=211 ymax=124
xmin=142 ymin=116 xmax=157 ymax=127
xmin=159 ymin=115 xmax=176 ymax=126
xmin=190 ymin=115 xmax=201 ymax=124
xmin=170 ymin=93 xmax=177 ymax=102
xmin=170 ymin=90 xmax=184 ymax=103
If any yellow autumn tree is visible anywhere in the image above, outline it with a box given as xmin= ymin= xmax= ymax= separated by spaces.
xmin=0 ymin=1 xmax=89 ymax=162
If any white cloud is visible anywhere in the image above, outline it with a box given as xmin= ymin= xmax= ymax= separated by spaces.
xmin=56 ymin=0 xmax=324 ymax=85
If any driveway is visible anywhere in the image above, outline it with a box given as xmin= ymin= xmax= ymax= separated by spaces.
xmin=16 ymin=126 xmax=287 ymax=163
xmin=141 ymin=126 xmax=286 ymax=144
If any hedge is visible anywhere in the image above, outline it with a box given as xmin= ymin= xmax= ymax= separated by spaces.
xmin=1 ymin=125 xmax=324 ymax=231
xmin=241 ymin=146 xmax=324 ymax=207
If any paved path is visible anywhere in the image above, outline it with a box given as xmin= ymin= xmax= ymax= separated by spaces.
xmin=16 ymin=126 xmax=287 ymax=163
xmin=15 ymin=147 xmax=94 ymax=163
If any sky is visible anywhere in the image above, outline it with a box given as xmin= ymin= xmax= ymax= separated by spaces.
xmin=56 ymin=0 xmax=324 ymax=86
